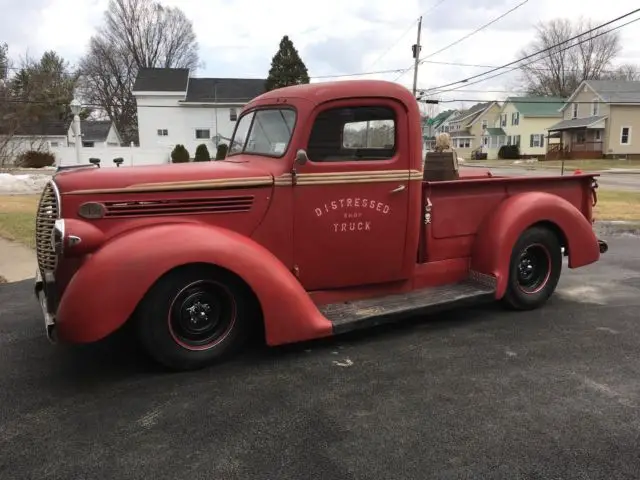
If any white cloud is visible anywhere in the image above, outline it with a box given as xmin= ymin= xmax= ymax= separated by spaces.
xmin=2 ymin=0 xmax=639 ymax=111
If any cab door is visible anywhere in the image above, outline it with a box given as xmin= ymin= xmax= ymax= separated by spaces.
xmin=292 ymin=98 xmax=411 ymax=291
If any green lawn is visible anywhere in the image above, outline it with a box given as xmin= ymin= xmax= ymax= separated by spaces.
xmin=0 ymin=195 xmax=39 ymax=249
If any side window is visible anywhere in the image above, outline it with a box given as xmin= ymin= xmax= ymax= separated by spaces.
xmin=307 ymin=106 xmax=396 ymax=162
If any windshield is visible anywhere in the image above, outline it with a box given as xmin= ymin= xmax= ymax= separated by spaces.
xmin=228 ymin=108 xmax=296 ymax=157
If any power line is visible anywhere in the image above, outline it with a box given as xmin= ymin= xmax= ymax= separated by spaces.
xmin=422 ymin=8 xmax=640 ymax=93
xmin=418 ymin=59 xmax=635 ymax=75
xmin=429 ymin=15 xmax=640 ymax=96
xmin=394 ymin=0 xmax=530 ymax=81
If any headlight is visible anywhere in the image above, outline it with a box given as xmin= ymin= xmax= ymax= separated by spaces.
xmin=52 ymin=219 xmax=65 ymax=255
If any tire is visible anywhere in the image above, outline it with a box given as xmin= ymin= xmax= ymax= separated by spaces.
xmin=502 ymin=226 xmax=562 ymax=310
xmin=135 ymin=264 xmax=253 ymax=371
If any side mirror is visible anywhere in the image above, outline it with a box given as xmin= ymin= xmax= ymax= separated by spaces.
xmin=295 ymin=149 xmax=309 ymax=165
xmin=113 ymin=157 xmax=124 ymax=167
xmin=89 ymin=158 xmax=101 ymax=168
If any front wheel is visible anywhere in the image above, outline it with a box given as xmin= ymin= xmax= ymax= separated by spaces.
xmin=135 ymin=265 xmax=252 ymax=371
xmin=502 ymin=226 xmax=562 ymax=310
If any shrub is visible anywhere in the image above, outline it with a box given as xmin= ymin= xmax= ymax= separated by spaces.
xmin=194 ymin=143 xmax=211 ymax=161
xmin=215 ymin=143 xmax=228 ymax=160
xmin=498 ymin=145 xmax=520 ymax=159
xmin=15 ymin=150 xmax=56 ymax=168
xmin=171 ymin=144 xmax=190 ymax=163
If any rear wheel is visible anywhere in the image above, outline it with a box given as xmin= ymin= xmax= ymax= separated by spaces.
xmin=502 ymin=226 xmax=562 ymax=310
xmin=135 ymin=265 xmax=252 ymax=371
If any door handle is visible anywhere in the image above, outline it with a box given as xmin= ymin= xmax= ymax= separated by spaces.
xmin=390 ymin=184 xmax=406 ymax=193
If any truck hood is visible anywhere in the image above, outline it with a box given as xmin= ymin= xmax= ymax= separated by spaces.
xmin=53 ymin=157 xmax=274 ymax=194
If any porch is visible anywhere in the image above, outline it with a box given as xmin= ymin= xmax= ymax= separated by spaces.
xmin=546 ymin=116 xmax=606 ymax=160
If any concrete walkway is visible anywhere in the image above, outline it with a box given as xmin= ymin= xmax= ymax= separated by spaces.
xmin=0 ymin=237 xmax=36 ymax=283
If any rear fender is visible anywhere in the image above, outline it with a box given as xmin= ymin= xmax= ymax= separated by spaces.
xmin=470 ymin=191 xmax=600 ymax=298
xmin=56 ymin=223 xmax=333 ymax=345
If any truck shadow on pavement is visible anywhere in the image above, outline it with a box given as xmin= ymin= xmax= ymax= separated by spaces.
xmin=2 ymin=275 xmax=573 ymax=384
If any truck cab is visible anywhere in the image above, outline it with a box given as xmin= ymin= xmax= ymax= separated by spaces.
xmin=34 ymin=80 xmax=607 ymax=371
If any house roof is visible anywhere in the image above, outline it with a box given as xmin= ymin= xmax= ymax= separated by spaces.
xmin=506 ymin=96 xmax=566 ymax=117
xmin=1 ymin=120 xmax=68 ymax=136
xmin=584 ymin=79 xmax=640 ymax=103
xmin=455 ymin=102 xmax=494 ymax=124
xmin=485 ymin=127 xmax=506 ymax=136
xmin=561 ymin=79 xmax=640 ymax=110
xmin=132 ymin=68 xmax=190 ymax=92
xmin=547 ymin=115 xmax=607 ymax=131
xmin=79 ymin=120 xmax=113 ymax=142
xmin=184 ymin=78 xmax=266 ymax=103
xmin=428 ymin=109 xmax=456 ymax=127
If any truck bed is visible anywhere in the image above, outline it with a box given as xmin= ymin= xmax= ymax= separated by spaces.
xmin=420 ymin=172 xmax=596 ymax=262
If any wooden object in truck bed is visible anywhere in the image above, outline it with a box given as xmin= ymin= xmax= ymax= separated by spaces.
xmin=424 ymin=151 xmax=459 ymax=181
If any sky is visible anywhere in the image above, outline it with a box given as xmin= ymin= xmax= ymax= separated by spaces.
xmin=1 ymin=0 xmax=639 ymax=113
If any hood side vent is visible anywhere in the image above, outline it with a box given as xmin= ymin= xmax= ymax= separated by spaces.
xmin=103 ymin=195 xmax=255 ymax=218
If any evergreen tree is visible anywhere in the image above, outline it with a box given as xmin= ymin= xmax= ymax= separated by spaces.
xmin=264 ymin=35 xmax=310 ymax=92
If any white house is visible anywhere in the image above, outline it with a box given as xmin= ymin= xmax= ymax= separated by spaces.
xmin=132 ymin=68 xmax=266 ymax=154
xmin=67 ymin=120 xmax=123 ymax=148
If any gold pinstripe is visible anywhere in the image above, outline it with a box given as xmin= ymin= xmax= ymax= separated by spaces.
xmin=67 ymin=170 xmax=424 ymax=194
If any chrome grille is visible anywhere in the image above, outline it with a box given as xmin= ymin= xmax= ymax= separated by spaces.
xmin=35 ymin=181 xmax=60 ymax=274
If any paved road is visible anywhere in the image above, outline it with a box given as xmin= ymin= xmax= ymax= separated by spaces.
xmin=462 ymin=165 xmax=640 ymax=191
xmin=1 ymin=235 xmax=640 ymax=479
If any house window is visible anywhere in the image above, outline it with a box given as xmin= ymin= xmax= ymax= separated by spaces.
xmin=308 ymin=105 xmax=396 ymax=162
xmin=572 ymin=103 xmax=578 ymax=119
xmin=511 ymin=112 xmax=519 ymax=126
xmin=195 ymin=129 xmax=210 ymax=139
xmin=530 ymin=134 xmax=545 ymax=148
xmin=513 ymin=135 xmax=521 ymax=147
xmin=621 ymin=127 xmax=631 ymax=145
xmin=592 ymin=99 xmax=599 ymax=116
xmin=481 ymin=119 xmax=488 ymax=130
xmin=506 ymin=135 xmax=511 ymax=145
xmin=157 ymin=129 xmax=168 ymax=136
xmin=50 ymin=141 xmax=59 ymax=147
xmin=594 ymin=130 xmax=602 ymax=141
xmin=501 ymin=114 xmax=507 ymax=127
xmin=229 ymin=108 xmax=238 ymax=122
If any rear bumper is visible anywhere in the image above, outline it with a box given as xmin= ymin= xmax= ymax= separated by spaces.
xmin=598 ymin=239 xmax=608 ymax=254
xmin=34 ymin=269 xmax=58 ymax=343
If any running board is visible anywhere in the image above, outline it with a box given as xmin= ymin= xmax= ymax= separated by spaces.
xmin=320 ymin=279 xmax=497 ymax=335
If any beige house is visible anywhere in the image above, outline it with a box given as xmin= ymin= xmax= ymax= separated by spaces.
xmin=547 ymin=80 xmax=640 ymax=159
xmin=483 ymin=96 xmax=565 ymax=160
xmin=445 ymin=102 xmax=501 ymax=158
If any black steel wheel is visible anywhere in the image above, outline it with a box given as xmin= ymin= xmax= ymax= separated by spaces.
xmin=503 ymin=226 xmax=562 ymax=310
xmin=167 ymin=280 xmax=237 ymax=351
xmin=136 ymin=265 xmax=255 ymax=371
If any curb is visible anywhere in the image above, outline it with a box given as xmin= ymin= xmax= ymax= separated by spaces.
xmin=461 ymin=163 xmax=640 ymax=174
xmin=594 ymin=221 xmax=640 ymax=237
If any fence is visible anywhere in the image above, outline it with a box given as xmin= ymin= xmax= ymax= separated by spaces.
xmin=51 ymin=146 xmax=172 ymax=168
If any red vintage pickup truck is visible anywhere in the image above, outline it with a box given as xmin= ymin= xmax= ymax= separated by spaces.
xmin=34 ymin=79 xmax=608 ymax=370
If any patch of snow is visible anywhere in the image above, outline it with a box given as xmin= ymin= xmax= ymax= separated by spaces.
xmin=0 ymin=173 xmax=50 ymax=194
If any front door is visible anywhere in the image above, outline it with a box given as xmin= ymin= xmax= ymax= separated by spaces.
xmin=293 ymin=99 xmax=411 ymax=291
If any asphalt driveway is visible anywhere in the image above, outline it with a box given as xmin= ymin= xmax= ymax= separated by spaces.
xmin=1 ymin=235 xmax=640 ymax=480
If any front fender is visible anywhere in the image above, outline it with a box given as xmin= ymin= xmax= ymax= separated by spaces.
xmin=56 ymin=223 xmax=333 ymax=345
xmin=470 ymin=191 xmax=600 ymax=298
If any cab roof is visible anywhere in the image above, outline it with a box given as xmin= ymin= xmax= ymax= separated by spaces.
xmin=249 ymin=79 xmax=418 ymax=108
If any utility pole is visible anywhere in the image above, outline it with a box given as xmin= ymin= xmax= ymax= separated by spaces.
xmin=412 ymin=16 xmax=423 ymax=97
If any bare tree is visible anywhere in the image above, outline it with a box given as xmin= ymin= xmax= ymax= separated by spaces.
xmin=604 ymin=63 xmax=640 ymax=81
xmin=78 ymin=0 xmax=199 ymax=144
xmin=518 ymin=17 xmax=627 ymax=97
